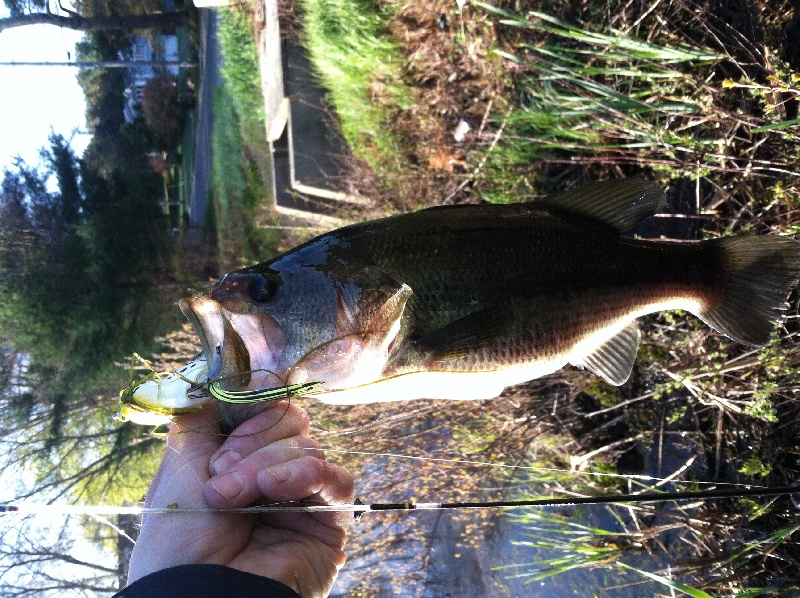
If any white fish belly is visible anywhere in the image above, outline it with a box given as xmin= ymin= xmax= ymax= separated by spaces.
xmin=313 ymin=297 xmax=705 ymax=405
xmin=313 ymin=360 xmax=566 ymax=404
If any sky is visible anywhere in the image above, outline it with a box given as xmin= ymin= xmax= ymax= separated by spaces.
xmin=0 ymin=7 xmax=91 ymax=174
xmin=0 ymin=9 xmax=150 ymax=590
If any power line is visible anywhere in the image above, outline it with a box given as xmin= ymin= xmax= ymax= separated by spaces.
xmin=0 ymin=60 xmax=197 ymax=68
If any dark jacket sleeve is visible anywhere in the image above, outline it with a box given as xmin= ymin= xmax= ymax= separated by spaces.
xmin=113 ymin=564 xmax=303 ymax=598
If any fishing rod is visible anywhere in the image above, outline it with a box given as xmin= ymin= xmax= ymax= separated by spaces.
xmin=2 ymin=485 xmax=798 ymax=518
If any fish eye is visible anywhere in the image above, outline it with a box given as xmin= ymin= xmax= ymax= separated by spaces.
xmin=250 ymin=275 xmax=277 ymax=303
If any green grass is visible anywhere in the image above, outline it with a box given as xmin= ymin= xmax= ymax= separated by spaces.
xmin=177 ymin=109 xmax=195 ymax=225
xmin=211 ymin=84 xmax=277 ymax=268
xmin=217 ymin=7 xmax=271 ymax=162
xmin=211 ymin=5 xmax=280 ymax=269
xmin=300 ymin=0 xmax=412 ymax=170
xmin=497 ymin=509 xmax=639 ymax=582
xmin=472 ymin=3 xmax=731 ymax=200
xmin=471 ymin=3 xmax=800 ymax=204
xmin=210 ymin=85 xmax=245 ymax=229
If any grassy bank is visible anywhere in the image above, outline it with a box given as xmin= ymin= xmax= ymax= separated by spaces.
xmin=211 ymin=6 xmax=280 ymax=271
xmin=300 ymin=0 xmax=412 ymax=170
xmin=297 ymin=0 xmax=510 ymax=208
xmin=473 ymin=3 xmax=800 ymax=204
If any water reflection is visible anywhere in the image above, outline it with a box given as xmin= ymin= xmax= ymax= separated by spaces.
xmin=331 ymin=412 xmax=710 ymax=597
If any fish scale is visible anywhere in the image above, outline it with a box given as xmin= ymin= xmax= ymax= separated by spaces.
xmin=122 ymin=178 xmax=800 ymax=430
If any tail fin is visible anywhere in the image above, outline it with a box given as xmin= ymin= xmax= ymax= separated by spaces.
xmin=700 ymin=236 xmax=800 ymax=346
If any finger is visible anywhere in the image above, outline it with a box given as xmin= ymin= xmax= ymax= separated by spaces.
xmin=144 ymin=405 xmax=224 ymax=511
xmin=205 ymin=437 xmax=321 ymax=506
xmin=256 ymin=456 xmax=355 ymax=505
xmin=256 ymin=458 xmax=356 ymax=534
xmin=132 ymin=404 xmax=230 ymax=583
xmin=255 ymin=510 xmax=350 ymax=550
xmin=209 ymin=402 xmax=311 ymax=475
xmin=168 ymin=402 xmax=224 ymax=454
xmin=205 ymin=446 xmax=354 ymax=510
xmin=204 ymin=437 xmax=324 ymax=507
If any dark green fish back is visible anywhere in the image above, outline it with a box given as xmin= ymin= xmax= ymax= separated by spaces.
xmin=229 ymin=177 xmax=799 ymax=394
xmin=322 ymin=202 xmax=721 ymax=373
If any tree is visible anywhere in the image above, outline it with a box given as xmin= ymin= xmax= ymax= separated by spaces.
xmin=0 ymin=4 xmax=194 ymax=590
xmin=41 ymin=133 xmax=83 ymax=226
xmin=141 ymin=75 xmax=183 ymax=148
xmin=0 ymin=393 xmax=163 ymax=597
xmin=0 ymin=133 xmax=170 ymax=381
xmin=0 ymin=166 xmax=34 ymax=276
xmin=0 ymin=516 xmax=124 ymax=597
xmin=0 ymin=135 xmax=171 ymax=596
xmin=75 ymin=32 xmax=128 ymax=138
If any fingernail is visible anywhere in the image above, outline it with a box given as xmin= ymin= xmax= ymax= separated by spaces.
xmin=266 ymin=464 xmax=291 ymax=483
xmin=210 ymin=450 xmax=243 ymax=476
xmin=209 ymin=472 xmax=245 ymax=500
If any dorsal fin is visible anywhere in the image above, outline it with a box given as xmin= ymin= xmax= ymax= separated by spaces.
xmin=536 ymin=177 xmax=665 ymax=233
xmin=572 ymin=322 xmax=641 ymax=385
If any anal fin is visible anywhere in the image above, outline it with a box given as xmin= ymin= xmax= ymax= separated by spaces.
xmin=572 ymin=322 xmax=641 ymax=386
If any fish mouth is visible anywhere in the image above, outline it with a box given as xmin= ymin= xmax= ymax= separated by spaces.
xmin=180 ymin=296 xmax=287 ymax=393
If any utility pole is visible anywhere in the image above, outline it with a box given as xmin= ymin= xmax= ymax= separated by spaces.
xmin=0 ymin=60 xmax=197 ymax=68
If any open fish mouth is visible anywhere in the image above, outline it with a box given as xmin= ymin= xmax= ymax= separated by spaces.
xmin=179 ymin=292 xmax=292 ymax=397
xmin=179 ymin=283 xmax=326 ymax=431
xmin=179 ymin=297 xmax=227 ymax=383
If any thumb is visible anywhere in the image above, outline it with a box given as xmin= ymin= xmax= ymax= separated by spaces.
xmin=144 ymin=404 xmax=225 ymax=509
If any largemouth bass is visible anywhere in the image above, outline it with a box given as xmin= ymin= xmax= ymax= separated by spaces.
xmin=125 ymin=178 xmax=800 ymax=429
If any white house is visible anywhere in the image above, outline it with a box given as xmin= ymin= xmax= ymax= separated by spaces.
xmin=123 ymin=33 xmax=180 ymax=123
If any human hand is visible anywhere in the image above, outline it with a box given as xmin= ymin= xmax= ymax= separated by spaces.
xmin=127 ymin=402 xmax=355 ymax=598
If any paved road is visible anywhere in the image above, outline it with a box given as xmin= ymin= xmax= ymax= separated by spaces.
xmin=189 ymin=9 xmax=220 ymax=227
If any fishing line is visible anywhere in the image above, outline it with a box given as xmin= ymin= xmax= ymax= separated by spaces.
xmin=124 ymin=356 xmax=779 ymax=492
xmin=2 ymin=485 xmax=798 ymax=518
xmin=314 ymin=446 xmax=772 ymax=490
xmin=154 ymin=405 xmax=770 ymax=492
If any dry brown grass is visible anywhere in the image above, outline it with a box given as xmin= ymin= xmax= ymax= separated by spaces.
xmin=213 ymin=0 xmax=800 ymax=592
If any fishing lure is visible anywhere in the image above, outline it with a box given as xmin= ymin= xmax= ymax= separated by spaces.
xmin=118 ymin=356 xmax=321 ymax=425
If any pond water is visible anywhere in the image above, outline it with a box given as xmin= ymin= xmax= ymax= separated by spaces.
xmin=331 ymin=420 xmax=709 ymax=597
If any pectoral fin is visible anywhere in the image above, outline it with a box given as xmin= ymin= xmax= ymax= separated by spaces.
xmin=414 ymin=308 xmax=511 ymax=363
xmin=572 ymin=322 xmax=641 ymax=386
